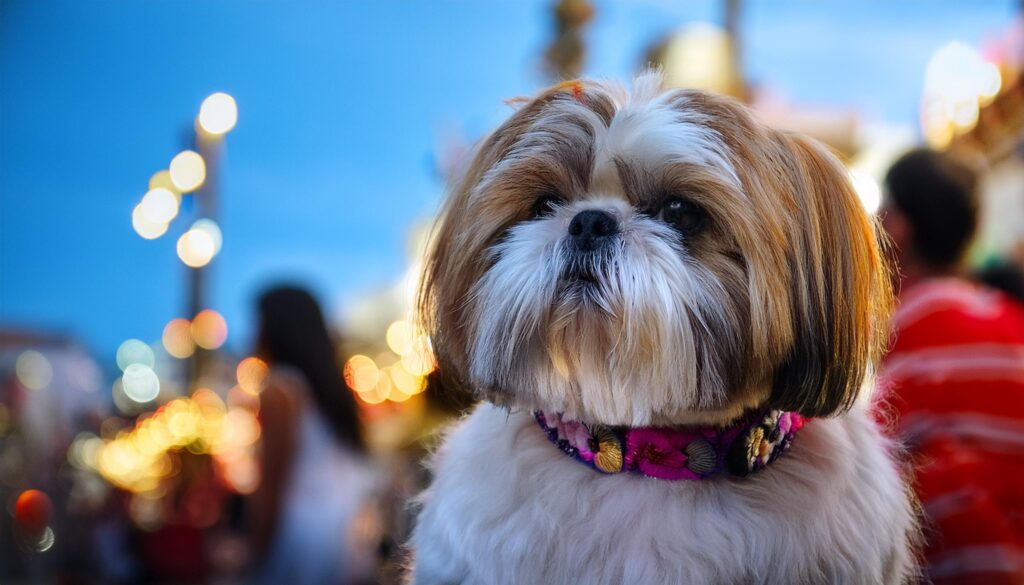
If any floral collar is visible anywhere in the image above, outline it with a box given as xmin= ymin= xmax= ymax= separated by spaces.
xmin=534 ymin=408 xmax=805 ymax=481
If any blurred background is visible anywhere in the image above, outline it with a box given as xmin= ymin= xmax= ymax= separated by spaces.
xmin=1 ymin=1 xmax=1022 ymax=583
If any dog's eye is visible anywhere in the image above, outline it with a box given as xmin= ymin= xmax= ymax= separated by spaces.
xmin=530 ymin=193 xmax=562 ymax=219
xmin=660 ymin=198 xmax=706 ymax=235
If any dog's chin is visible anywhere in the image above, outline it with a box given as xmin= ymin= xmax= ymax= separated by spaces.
xmin=483 ymin=376 xmax=770 ymax=428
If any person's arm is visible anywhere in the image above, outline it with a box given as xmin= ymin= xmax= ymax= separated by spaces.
xmin=248 ymin=381 xmax=299 ymax=560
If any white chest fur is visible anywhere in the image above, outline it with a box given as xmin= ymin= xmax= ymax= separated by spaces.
xmin=410 ymin=403 xmax=915 ymax=585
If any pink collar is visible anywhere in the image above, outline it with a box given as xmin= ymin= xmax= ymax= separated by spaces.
xmin=534 ymin=408 xmax=805 ymax=480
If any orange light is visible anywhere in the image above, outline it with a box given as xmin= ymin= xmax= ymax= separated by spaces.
xmin=192 ymin=310 xmax=227 ymax=350
xmin=236 ymin=357 xmax=269 ymax=395
xmin=162 ymin=318 xmax=195 ymax=359
xmin=343 ymin=355 xmax=379 ymax=393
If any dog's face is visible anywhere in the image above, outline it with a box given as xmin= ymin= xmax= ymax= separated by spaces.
xmin=421 ymin=74 xmax=891 ymax=426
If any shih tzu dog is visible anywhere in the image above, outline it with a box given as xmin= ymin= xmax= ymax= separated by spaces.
xmin=409 ymin=73 xmax=916 ymax=584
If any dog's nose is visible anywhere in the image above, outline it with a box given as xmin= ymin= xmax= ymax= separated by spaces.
xmin=568 ymin=209 xmax=619 ymax=252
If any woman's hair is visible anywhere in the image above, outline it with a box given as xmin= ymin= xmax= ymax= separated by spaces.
xmin=257 ymin=285 xmax=365 ymax=453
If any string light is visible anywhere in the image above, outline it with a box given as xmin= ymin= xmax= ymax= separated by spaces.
xmin=177 ymin=228 xmax=216 ymax=268
xmin=192 ymin=309 xmax=227 ymax=350
xmin=162 ymin=318 xmax=195 ymax=358
xmin=138 ymin=188 xmax=179 ymax=224
xmin=116 ymin=339 xmax=155 ymax=371
xmin=198 ymin=92 xmax=238 ymax=135
xmin=132 ymin=205 xmax=168 ymax=240
xmin=169 ymin=150 xmax=206 ymax=192
xmin=15 ymin=350 xmax=52 ymax=391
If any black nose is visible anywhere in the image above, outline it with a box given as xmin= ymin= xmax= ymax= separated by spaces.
xmin=568 ymin=209 xmax=619 ymax=252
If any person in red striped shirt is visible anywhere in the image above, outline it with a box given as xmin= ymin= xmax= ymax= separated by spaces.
xmin=879 ymin=149 xmax=1024 ymax=584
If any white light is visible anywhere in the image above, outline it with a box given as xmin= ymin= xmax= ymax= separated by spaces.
xmin=121 ymin=364 xmax=160 ymax=403
xmin=132 ymin=205 xmax=168 ymax=240
xmin=198 ymin=93 xmax=238 ymax=135
xmin=177 ymin=228 xmax=216 ymax=268
xmin=138 ymin=188 xmax=179 ymax=224
xmin=169 ymin=150 xmax=206 ymax=193
xmin=116 ymin=339 xmax=155 ymax=371
xmin=191 ymin=219 xmax=223 ymax=254
xmin=979 ymin=62 xmax=1002 ymax=100
xmin=849 ymin=170 xmax=882 ymax=214
xmin=16 ymin=350 xmax=53 ymax=391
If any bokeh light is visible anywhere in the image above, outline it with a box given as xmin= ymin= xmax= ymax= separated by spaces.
xmin=148 ymin=169 xmax=179 ymax=193
xmin=921 ymin=40 xmax=1004 ymax=148
xmin=15 ymin=489 xmax=53 ymax=536
xmin=176 ymin=228 xmax=216 ymax=268
xmin=191 ymin=219 xmax=223 ymax=254
xmin=121 ymin=363 xmax=160 ymax=403
xmin=169 ymin=150 xmax=206 ymax=192
xmin=198 ymin=92 xmax=238 ymax=135
xmin=138 ymin=187 xmax=179 ymax=224
xmin=849 ymin=170 xmax=882 ymax=214
xmin=344 ymin=355 xmax=379 ymax=393
xmin=192 ymin=309 xmax=227 ymax=349
xmin=116 ymin=339 xmax=155 ymax=371
xmin=162 ymin=318 xmax=195 ymax=358
xmin=131 ymin=205 xmax=169 ymax=240
xmin=388 ymin=364 xmax=425 ymax=397
xmin=236 ymin=357 xmax=269 ymax=395
xmin=386 ymin=320 xmax=416 ymax=356
xmin=401 ymin=340 xmax=436 ymax=376
xmin=15 ymin=350 xmax=53 ymax=391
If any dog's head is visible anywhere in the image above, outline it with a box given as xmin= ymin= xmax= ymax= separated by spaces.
xmin=420 ymin=73 xmax=891 ymax=426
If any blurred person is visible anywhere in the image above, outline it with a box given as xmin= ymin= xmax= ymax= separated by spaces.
xmin=976 ymin=259 xmax=1024 ymax=305
xmin=248 ymin=285 xmax=379 ymax=585
xmin=879 ymin=149 xmax=1024 ymax=584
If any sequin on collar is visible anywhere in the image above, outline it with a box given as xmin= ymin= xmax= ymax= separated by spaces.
xmin=534 ymin=408 xmax=805 ymax=480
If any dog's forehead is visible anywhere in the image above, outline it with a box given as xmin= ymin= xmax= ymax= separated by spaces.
xmin=517 ymin=85 xmax=741 ymax=198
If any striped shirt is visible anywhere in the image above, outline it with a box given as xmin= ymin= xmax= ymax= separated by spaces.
xmin=880 ymin=277 xmax=1024 ymax=584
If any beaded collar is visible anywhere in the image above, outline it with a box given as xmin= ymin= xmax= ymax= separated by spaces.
xmin=534 ymin=408 xmax=805 ymax=481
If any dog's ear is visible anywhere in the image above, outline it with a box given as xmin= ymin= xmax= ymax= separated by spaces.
xmin=417 ymin=80 xmax=603 ymax=400
xmin=767 ymin=134 xmax=893 ymax=417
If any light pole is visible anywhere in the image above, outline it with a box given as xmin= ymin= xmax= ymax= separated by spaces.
xmin=185 ymin=93 xmax=236 ymax=388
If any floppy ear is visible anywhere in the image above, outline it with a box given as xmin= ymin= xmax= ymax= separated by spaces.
xmin=767 ymin=134 xmax=892 ymax=417
xmin=417 ymin=80 xmax=600 ymax=401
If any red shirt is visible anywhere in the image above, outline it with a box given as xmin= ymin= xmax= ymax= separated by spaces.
xmin=880 ymin=277 xmax=1024 ymax=584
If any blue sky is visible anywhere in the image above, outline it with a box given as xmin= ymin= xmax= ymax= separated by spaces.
xmin=0 ymin=1 xmax=1015 ymax=364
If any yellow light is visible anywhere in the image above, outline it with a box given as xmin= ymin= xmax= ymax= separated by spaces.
xmin=192 ymin=309 xmax=228 ymax=350
xmin=132 ymin=205 xmax=169 ymax=240
xmin=191 ymin=219 xmax=223 ymax=254
xmin=356 ymin=373 xmax=390 ymax=405
xmin=139 ymin=188 xmax=179 ymax=224
xmin=389 ymin=363 xmax=426 ymax=395
xmin=116 ymin=339 xmax=155 ymax=371
xmin=122 ymin=364 xmax=160 ymax=403
xmin=148 ymin=170 xmax=179 ymax=193
xmin=169 ymin=150 xmax=206 ymax=193
xmin=946 ymin=98 xmax=980 ymax=131
xmin=343 ymin=355 xmax=379 ymax=393
xmin=177 ymin=228 xmax=216 ymax=268
xmin=236 ymin=357 xmax=269 ymax=395
xmin=662 ymin=23 xmax=736 ymax=94
xmin=386 ymin=320 xmax=416 ymax=356
xmin=198 ymin=92 xmax=238 ymax=135
xmin=15 ymin=350 xmax=52 ymax=391
xmin=400 ymin=338 xmax=436 ymax=376
xmin=162 ymin=318 xmax=195 ymax=358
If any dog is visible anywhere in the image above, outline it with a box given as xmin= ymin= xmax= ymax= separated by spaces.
xmin=409 ymin=73 xmax=916 ymax=585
